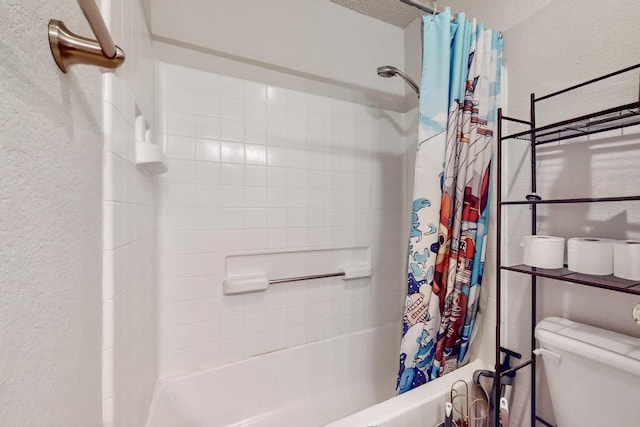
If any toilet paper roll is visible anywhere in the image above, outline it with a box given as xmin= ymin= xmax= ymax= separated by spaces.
xmin=567 ymin=238 xmax=614 ymax=275
xmin=613 ymin=240 xmax=640 ymax=281
xmin=522 ymin=235 xmax=565 ymax=269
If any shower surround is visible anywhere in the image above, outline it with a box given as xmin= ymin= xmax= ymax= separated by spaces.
xmin=146 ymin=322 xmax=489 ymax=426
xmin=155 ymin=61 xmax=409 ymax=376
xmin=150 ymin=58 xmax=494 ymax=426
xmin=101 ymin=0 xmax=158 ymax=425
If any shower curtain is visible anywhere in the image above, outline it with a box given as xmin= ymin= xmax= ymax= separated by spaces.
xmin=397 ymin=8 xmax=502 ymax=394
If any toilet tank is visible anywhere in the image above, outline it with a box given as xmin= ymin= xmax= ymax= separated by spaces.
xmin=535 ymin=317 xmax=640 ymax=427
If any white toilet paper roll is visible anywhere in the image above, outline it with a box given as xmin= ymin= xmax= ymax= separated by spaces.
xmin=613 ymin=240 xmax=640 ymax=281
xmin=522 ymin=235 xmax=565 ymax=269
xmin=567 ymin=238 xmax=614 ymax=275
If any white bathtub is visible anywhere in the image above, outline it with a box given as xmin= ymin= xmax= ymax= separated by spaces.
xmin=326 ymin=360 xmax=488 ymax=427
xmin=146 ymin=322 xmax=489 ymax=427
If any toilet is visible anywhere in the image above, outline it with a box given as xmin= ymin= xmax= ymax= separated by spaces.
xmin=535 ymin=317 xmax=640 ymax=427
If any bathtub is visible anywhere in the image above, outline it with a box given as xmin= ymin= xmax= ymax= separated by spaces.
xmin=146 ymin=322 xmax=489 ymax=427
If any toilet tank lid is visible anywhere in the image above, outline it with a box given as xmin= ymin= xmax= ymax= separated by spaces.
xmin=535 ymin=317 xmax=640 ymax=377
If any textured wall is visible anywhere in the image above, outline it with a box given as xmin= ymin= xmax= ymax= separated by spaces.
xmin=499 ymin=3 xmax=640 ymax=424
xmin=156 ymin=61 xmax=408 ymax=377
xmin=0 ymin=1 xmax=102 ymax=426
xmin=101 ymin=0 xmax=158 ymax=425
xmin=430 ymin=0 xmax=640 ymax=424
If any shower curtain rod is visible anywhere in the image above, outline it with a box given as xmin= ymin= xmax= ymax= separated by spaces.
xmin=399 ymin=0 xmax=437 ymax=15
xmin=401 ymin=2 xmax=504 ymax=38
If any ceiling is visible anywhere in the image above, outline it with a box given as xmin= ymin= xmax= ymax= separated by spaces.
xmin=143 ymin=1 xmax=432 ymax=31
xmin=330 ymin=0 xmax=432 ymax=28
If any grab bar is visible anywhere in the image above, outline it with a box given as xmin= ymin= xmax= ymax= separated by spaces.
xmin=223 ymin=264 xmax=373 ymax=294
xmin=269 ymin=272 xmax=346 ymax=285
xmin=48 ymin=0 xmax=125 ymax=73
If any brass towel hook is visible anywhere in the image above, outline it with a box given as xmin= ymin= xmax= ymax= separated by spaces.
xmin=48 ymin=0 xmax=125 ymax=73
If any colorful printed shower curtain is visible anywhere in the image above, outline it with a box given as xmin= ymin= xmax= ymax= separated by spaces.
xmin=397 ymin=8 xmax=502 ymax=394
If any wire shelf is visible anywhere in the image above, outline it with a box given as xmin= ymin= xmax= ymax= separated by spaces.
xmin=501 ymin=103 xmax=640 ymax=144
xmin=500 ymin=195 xmax=640 ymax=206
xmin=500 ymin=264 xmax=640 ymax=295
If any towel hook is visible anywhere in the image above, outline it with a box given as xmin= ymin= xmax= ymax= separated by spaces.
xmin=633 ymin=303 xmax=640 ymax=327
xmin=48 ymin=0 xmax=125 ymax=73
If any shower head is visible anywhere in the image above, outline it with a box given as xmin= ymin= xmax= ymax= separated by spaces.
xmin=376 ymin=65 xmax=420 ymax=95
xmin=376 ymin=65 xmax=398 ymax=78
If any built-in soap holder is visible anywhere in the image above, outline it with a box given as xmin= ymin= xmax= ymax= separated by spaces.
xmin=135 ymin=107 xmax=168 ymax=175
xmin=223 ymin=246 xmax=372 ymax=295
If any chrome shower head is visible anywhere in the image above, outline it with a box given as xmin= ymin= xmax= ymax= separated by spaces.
xmin=376 ymin=65 xmax=420 ymax=95
xmin=377 ymin=65 xmax=399 ymax=78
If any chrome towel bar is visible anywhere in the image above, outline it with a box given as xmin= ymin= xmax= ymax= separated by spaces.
xmin=48 ymin=0 xmax=125 ymax=73
xmin=223 ymin=264 xmax=374 ymax=294
xmin=268 ymin=272 xmax=346 ymax=285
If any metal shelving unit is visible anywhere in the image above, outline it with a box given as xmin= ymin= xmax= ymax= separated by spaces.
xmin=494 ymin=63 xmax=640 ymax=427
xmin=501 ymin=265 xmax=640 ymax=295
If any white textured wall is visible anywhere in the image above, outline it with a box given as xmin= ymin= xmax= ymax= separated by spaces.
xmin=0 ymin=1 xmax=102 ymax=426
xmin=156 ymin=61 xmax=408 ymax=376
xmin=102 ymin=0 xmax=158 ymax=425
xmin=150 ymin=0 xmax=407 ymax=110
xmin=402 ymin=18 xmax=422 ymax=112
xmin=435 ymin=0 xmax=640 ymax=424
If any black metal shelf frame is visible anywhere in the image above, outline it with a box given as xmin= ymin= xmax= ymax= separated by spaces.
xmin=500 ymin=194 xmax=640 ymax=206
xmin=502 ymin=102 xmax=640 ymax=144
xmin=500 ymin=265 xmax=640 ymax=295
xmin=495 ymin=63 xmax=640 ymax=427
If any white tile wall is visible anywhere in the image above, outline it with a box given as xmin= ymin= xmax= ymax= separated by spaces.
xmin=157 ymin=62 xmax=409 ymax=377
xmin=102 ymin=0 xmax=157 ymax=425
